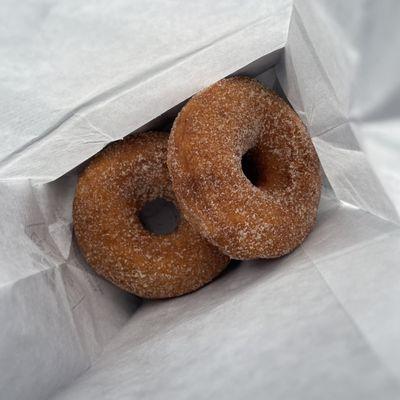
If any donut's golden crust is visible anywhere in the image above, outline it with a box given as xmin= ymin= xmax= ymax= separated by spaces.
xmin=73 ymin=132 xmax=229 ymax=299
xmin=168 ymin=77 xmax=322 ymax=259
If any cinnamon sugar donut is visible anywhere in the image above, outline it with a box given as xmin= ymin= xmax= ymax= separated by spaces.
xmin=168 ymin=77 xmax=322 ymax=259
xmin=73 ymin=132 xmax=229 ymax=299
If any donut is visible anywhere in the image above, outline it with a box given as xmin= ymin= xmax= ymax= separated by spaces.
xmin=73 ymin=132 xmax=229 ymax=299
xmin=167 ymin=77 xmax=322 ymax=259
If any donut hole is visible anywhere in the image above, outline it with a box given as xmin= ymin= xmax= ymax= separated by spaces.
xmin=241 ymin=148 xmax=292 ymax=191
xmin=138 ymin=198 xmax=180 ymax=235
xmin=241 ymin=149 xmax=262 ymax=187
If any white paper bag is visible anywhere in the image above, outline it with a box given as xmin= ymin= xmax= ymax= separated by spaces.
xmin=1 ymin=0 xmax=400 ymax=399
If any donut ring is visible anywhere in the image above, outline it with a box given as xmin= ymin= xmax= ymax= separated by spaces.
xmin=73 ymin=132 xmax=229 ymax=299
xmin=168 ymin=77 xmax=322 ymax=259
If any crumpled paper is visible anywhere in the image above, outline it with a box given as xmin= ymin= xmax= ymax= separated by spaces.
xmin=2 ymin=0 xmax=400 ymax=399
xmin=0 ymin=0 xmax=290 ymax=182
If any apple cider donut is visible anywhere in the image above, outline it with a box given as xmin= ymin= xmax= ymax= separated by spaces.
xmin=168 ymin=77 xmax=322 ymax=259
xmin=73 ymin=132 xmax=229 ymax=299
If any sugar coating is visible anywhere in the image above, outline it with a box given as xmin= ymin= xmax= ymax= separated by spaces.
xmin=73 ymin=132 xmax=229 ymax=299
xmin=168 ymin=77 xmax=322 ymax=259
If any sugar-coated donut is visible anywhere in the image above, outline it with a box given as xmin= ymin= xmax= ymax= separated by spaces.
xmin=168 ymin=77 xmax=322 ymax=259
xmin=73 ymin=132 xmax=229 ymax=299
